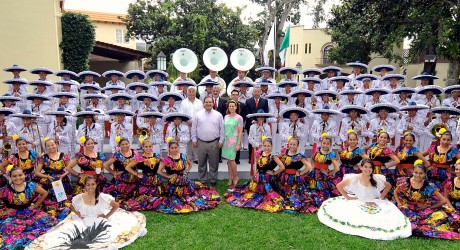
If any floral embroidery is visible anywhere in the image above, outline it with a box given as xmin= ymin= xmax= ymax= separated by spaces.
xmin=340 ymin=147 xmax=364 ymax=160
xmin=396 ymin=146 xmax=419 ymax=161
xmin=162 ymin=154 xmax=187 ymax=171
xmin=369 ymin=143 xmax=392 ymax=159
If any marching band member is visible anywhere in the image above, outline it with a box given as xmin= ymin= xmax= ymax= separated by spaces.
xmin=179 ymin=86 xmax=203 ymax=163
xmin=102 ymin=70 xmax=126 ymax=89
xmin=391 ymin=87 xmax=415 ymax=108
xmin=354 ymin=74 xmax=378 ymax=104
xmin=124 ymin=69 xmax=147 ymax=83
xmin=338 ymin=105 xmax=368 ymax=146
xmin=75 ymin=108 xmax=104 ymax=152
xmin=338 ymin=87 xmax=364 ymax=107
xmin=0 ymin=94 xmax=22 ymax=124
xmin=200 ymin=69 xmax=226 ymax=97
xmin=51 ymin=92 xmax=79 ymax=145
xmin=45 ymin=108 xmax=74 ymax=156
xmin=173 ymin=80 xmax=196 ymax=99
xmin=149 ymin=81 xmax=172 ymax=110
xmin=290 ymin=89 xmax=315 ymax=146
xmin=79 ymin=84 xmax=102 ymax=109
xmin=280 ymin=107 xmax=308 ymax=153
xmin=228 ymin=70 xmax=253 ymax=93
xmin=172 ymin=71 xmax=193 ymax=84
xmin=371 ymin=64 xmax=395 ymax=88
xmin=368 ymin=103 xmax=399 ymax=147
xmin=255 ymin=66 xmax=276 ymax=94
xmin=126 ymin=82 xmax=149 ymax=114
xmin=417 ymin=85 xmax=443 ymax=123
xmin=3 ymin=78 xmax=28 ymax=110
xmin=108 ymin=93 xmax=133 ymax=123
xmin=135 ymin=93 xmax=159 ymax=115
xmin=26 ymin=93 xmax=51 ymax=135
xmin=233 ymin=81 xmax=254 ymax=103
xmin=107 ymin=109 xmax=135 ymax=153
xmin=11 ymin=109 xmax=43 ymax=153
xmin=329 ymin=76 xmax=348 ymax=94
xmin=397 ymin=102 xmax=429 ymax=148
xmin=77 ymin=70 xmax=101 ymax=97
xmin=363 ymin=88 xmax=390 ymax=122
xmin=163 ymin=112 xmax=191 ymax=154
xmin=346 ymin=61 xmax=367 ymax=80
xmin=82 ymin=93 xmax=108 ymax=138
xmin=301 ymin=77 xmax=321 ymax=109
xmin=247 ymin=111 xmax=273 ymax=175
xmin=0 ymin=108 xmax=16 ymax=155
xmin=310 ymin=107 xmax=340 ymax=149
xmin=278 ymin=67 xmax=299 ymax=82
xmin=382 ymin=74 xmax=405 ymax=103
xmin=320 ymin=65 xmax=342 ymax=90
xmin=160 ymin=92 xmax=184 ymax=114
xmin=54 ymin=79 xmax=80 ymax=109
xmin=147 ymin=69 xmax=169 ymax=93
xmin=300 ymin=68 xmax=322 ymax=89
xmin=54 ymin=70 xmax=79 ymax=93
xmin=29 ymin=67 xmax=55 ymax=94
xmin=442 ymin=85 xmax=460 ymax=107
xmin=315 ymin=90 xmax=338 ymax=111
xmin=137 ymin=112 xmax=164 ymax=152
xmin=426 ymin=106 xmax=460 ymax=146
xmin=266 ymin=92 xmax=289 ymax=153
xmin=412 ymin=72 xmax=439 ymax=102
xmin=259 ymin=79 xmax=275 ymax=98
xmin=102 ymin=85 xmax=125 ymax=110
xmin=30 ymin=79 xmax=54 ymax=97
xmin=198 ymin=79 xmax=218 ymax=102
xmin=3 ymin=64 xmax=28 ymax=94
xmin=277 ymin=80 xmax=297 ymax=106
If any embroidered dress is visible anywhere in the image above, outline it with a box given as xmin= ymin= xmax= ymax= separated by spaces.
xmin=367 ymin=143 xmax=395 ymax=185
xmin=396 ymin=178 xmax=460 ymax=239
xmin=277 ymin=148 xmax=316 ymax=213
xmin=426 ymin=145 xmax=458 ymax=191
xmin=395 ymin=146 xmax=420 ymax=179
xmin=338 ymin=147 xmax=365 ymax=177
xmin=445 ymin=177 xmax=460 ymax=212
xmin=123 ymin=153 xmax=163 ymax=211
xmin=307 ymin=149 xmax=341 ymax=208
xmin=222 ymin=114 xmax=243 ymax=160
xmin=108 ymin=150 xmax=142 ymax=203
xmin=318 ymin=174 xmax=411 ymax=240
xmin=156 ymin=153 xmax=221 ymax=214
xmin=0 ymin=182 xmax=58 ymax=249
xmin=8 ymin=150 xmax=39 ymax=182
xmin=26 ymin=193 xmax=147 ymax=250
xmin=73 ymin=152 xmax=108 ymax=195
xmin=37 ymin=153 xmax=72 ymax=219
xmin=225 ymin=150 xmax=284 ymax=213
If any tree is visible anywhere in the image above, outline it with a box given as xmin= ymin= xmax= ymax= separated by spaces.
xmin=60 ymin=12 xmax=96 ymax=77
xmin=124 ymin=0 xmax=259 ymax=83
xmin=326 ymin=0 xmax=460 ymax=85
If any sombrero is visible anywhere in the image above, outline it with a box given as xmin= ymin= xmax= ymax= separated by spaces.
xmin=301 ymin=68 xmax=322 ymax=76
xmin=50 ymin=92 xmax=78 ymax=99
xmin=135 ymin=93 xmax=158 ymax=102
xmin=340 ymin=87 xmax=364 ymax=95
xmin=197 ymin=79 xmax=219 ymax=87
xmin=246 ymin=109 xmax=275 ymax=119
xmin=278 ymin=67 xmax=299 ymax=75
xmin=25 ymin=94 xmax=51 ymax=101
xmin=173 ymin=80 xmax=196 ymax=87
xmin=382 ymin=74 xmax=406 ymax=81
xmin=417 ymin=85 xmax=444 ymax=95
xmin=321 ymin=66 xmax=342 ymax=73
xmin=0 ymin=94 xmax=22 ymax=102
xmin=126 ymin=82 xmax=149 ymax=91
xmin=3 ymin=78 xmax=28 ymax=85
xmin=255 ymin=66 xmax=276 ymax=73
xmin=372 ymin=64 xmax=395 ymax=72
xmin=83 ymin=93 xmax=108 ymax=100
xmin=277 ymin=80 xmax=298 ymax=88
xmin=430 ymin=106 xmax=460 ymax=116
xmin=339 ymin=105 xmax=369 ymax=115
xmin=0 ymin=108 xmax=16 ymax=116
xmin=106 ymin=109 xmax=136 ymax=117
xmin=364 ymin=88 xmax=390 ymax=96
xmin=346 ymin=61 xmax=368 ymax=69
xmin=280 ymin=107 xmax=309 ymax=119
xmin=289 ymin=89 xmax=314 ymax=98
xmin=354 ymin=74 xmax=379 ymax=81
xmin=399 ymin=102 xmax=429 ymax=111
xmin=102 ymin=70 xmax=124 ymax=78
xmin=369 ymin=103 xmax=399 ymax=113
xmin=45 ymin=107 xmax=73 ymax=116
xmin=54 ymin=80 xmax=79 ymax=86
xmin=315 ymin=90 xmax=338 ymax=98
xmin=265 ymin=92 xmax=289 ymax=102
xmin=329 ymin=76 xmax=350 ymax=83
xmin=256 ymin=78 xmax=275 ymax=86
xmin=74 ymin=108 xmax=101 ymax=117
xmin=3 ymin=64 xmax=27 ymax=72
xmin=232 ymin=81 xmax=255 ymax=88
xmin=162 ymin=112 xmax=191 ymax=122
xmin=301 ymin=77 xmax=322 ymax=84
xmin=146 ymin=70 xmax=168 ymax=79
xmin=138 ymin=112 xmax=164 ymax=119
xmin=79 ymin=83 xmax=102 ymax=91
xmin=412 ymin=72 xmax=439 ymax=81
xmin=12 ymin=109 xmax=41 ymax=118
xmin=108 ymin=93 xmax=133 ymax=101
xmin=102 ymin=85 xmax=125 ymax=92
xmin=312 ymin=106 xmax=340 ymax=115
xmin=149 ymin=81 xmax=173 ymax=87
xmin=55 ymin=70 xmax=78 ymax=78
xmin=30 ymin=67 xmax=54 ymax=75
xmin=392 ymin=87 xmax=416 ymax=95
xmin=77 ymin=71 xmax=101 ymax=78
xmin=124 ymin=70 xmax=147 ymax=80
xmin=443 ymin=85 xmax=460 ymax=95
xmin=28 ymin=80 xmax=53 ymax=87
xmin=159 ymin=92 xmax=184 ymax=102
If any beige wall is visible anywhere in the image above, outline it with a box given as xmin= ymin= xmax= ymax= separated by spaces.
xmin=0 ymin=0 xmax=63 ymax=93
xmin=404 ymin=63 xmax=449 ymax=88
xmin=93 ymin=22 xmax=136 ymax=50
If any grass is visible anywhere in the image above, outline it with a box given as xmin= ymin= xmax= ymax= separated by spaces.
xmin=124 ymin=180 xmax=458 ymax=250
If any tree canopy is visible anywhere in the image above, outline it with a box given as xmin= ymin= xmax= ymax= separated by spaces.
xmin=124 ymin=0 xmax=259 ymax=83
xmin=326 ymin=0 xmax=460 ymax=84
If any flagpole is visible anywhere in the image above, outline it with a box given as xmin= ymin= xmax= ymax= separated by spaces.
xmin=273 ymin=0 xmax=276 ymax=78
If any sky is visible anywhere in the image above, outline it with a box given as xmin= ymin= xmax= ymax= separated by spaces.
xmin=64 ymin=0 xmax=338 ymax=30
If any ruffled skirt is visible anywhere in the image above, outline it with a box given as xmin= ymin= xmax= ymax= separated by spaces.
xmin=304 ymin=169 xmax=341 ymax=208
xmin=121 ymin=174 xmax=163 ymax=211
xmin=36 ymin=174 xmax=72 ymax=219
xmin=106 ymin=172 xmax=138 ymax=203
xmin=428 ymin=167 xmax=451 ymax=192
xmin=277 ymin=173 xmax=317 ymax=213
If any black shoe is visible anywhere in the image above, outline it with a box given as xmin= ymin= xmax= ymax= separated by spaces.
xmin=193 ymin=160 xmax=198 ymax=164
xmin=235 ymin=160 xmax=240 ymax=164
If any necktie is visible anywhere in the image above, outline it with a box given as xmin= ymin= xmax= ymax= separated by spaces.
xmin=255 ymin=99 xmax=259 ymax=109
xmin=175 ymin=125 xmax=179 ymax=137
xmin=214 ymin=98 xmax=218 ymax=110
xmin=322 ymin=121 xmax=327 ymax=132
xmin=276 ymin=103 xmax=280 ymax=110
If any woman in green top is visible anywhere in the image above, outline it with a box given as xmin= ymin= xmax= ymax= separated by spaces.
xmin=222 ymin=100 xmax=244 ymax=186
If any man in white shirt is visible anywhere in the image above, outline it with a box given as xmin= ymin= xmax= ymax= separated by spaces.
xmin=180 ymin=86 xmax=203 ymax=162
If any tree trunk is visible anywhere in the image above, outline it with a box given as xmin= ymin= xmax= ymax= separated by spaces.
xmin=446 ymin=59 xmax=460 ymax=86
xmin=258 ymin=0 xmax=275 ymax=65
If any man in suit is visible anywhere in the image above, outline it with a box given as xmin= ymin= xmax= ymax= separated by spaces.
xmin=245 ymin=86 xmax=269 ymax=162
xmin=230 ymin=89 xmax=248 ymax=164
xmin=212 ymin=86 xmax=226 ymax=162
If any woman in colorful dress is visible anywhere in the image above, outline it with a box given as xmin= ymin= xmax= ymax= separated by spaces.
xmin=395 ymin=132 xmax=430 ymax=179
xmin=309 ymin=133 xmax=341 ymax=209
xmin=27 ymin=176 xmax=147 ymax=250
xmin=0 ymin=137 xmax=39 ymax=182
xmin=65 ymin=137 xmax=108 ymax=195
xmin=222 ymin=100 xmax=244 ymax=186
xmin=338 ymin=130 xmax=368 ymax=177
xmin=247 ymin=110 xmax=273 ymax=176
xmin=123 ymin=140 xmax=163 ymax=211
xmin=34 ymin=139 xmax=72 ymax=219
xmin=318 ymin=159 xmax=411 ymax=240
xmin=422 ymin=129 xmax=460 ymax=192
xmin=103 ymin=138 xmax=142 ymax=203
xmin=277 ymin=137 xmax=315 ymax=213
xmin=445 ymin=160 xmax=460 ymax=211
xmin=156 ymin=141 xmax=221 ymax=214
xmin=225 ymin=138 xmax=285 ymax=213
xmin=394 ymin=163 xmax=460 ymax=239
xmin=0 ymin=167 xmax=57 ymax=249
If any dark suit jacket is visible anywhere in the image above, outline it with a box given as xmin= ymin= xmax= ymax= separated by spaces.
xmin=214 ymin=97 xmax=227 ymax=118
xmin=245 ymin=97 xmax=269 ymax=131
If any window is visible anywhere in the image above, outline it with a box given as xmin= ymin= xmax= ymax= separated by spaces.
xmin=116 ymin=29 xmax=130 ymax=44
xmin=309 ymin=43 xmax=311 ymax=54
xmin=305 ymin=43 xmax=308 ymax=54
xmin=296 ymin=44 xmax=298 ymax=54
xmin=290 ymin=45 xmax=292 ymax=54
xmin=323 ymin=45 xmax=333 ymax=64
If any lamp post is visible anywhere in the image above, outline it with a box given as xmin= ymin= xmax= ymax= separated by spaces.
xmin=157 ymin=51 xmax=166 ymax=70
xmin=296 ymin=62 xmax=302 ymax=83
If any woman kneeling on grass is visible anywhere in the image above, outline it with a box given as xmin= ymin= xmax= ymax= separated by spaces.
xmin=225 ymin=138 xmax=285 ymax=213
xmin=318 ymin=159 xmax=411 ymax=240
xmin=155 ymin=141 xmax=221 ymax=214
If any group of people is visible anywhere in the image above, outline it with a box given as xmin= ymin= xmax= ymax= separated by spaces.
xmin=1 ymin=61 xmax=460 ymax=249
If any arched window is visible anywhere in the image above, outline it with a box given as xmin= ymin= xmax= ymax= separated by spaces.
xmin=323 ymin=45 xmax=333 ymax=64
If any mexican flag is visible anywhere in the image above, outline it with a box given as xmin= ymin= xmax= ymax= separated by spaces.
xmin=279 ymin=26 xmax=290 ymax=67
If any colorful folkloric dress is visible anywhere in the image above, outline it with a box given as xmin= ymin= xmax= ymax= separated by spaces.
xmin=37 ymin=153 xmax=72 ymax=219
xmin=0 ymin=182 xmax=58 ymax=249
xmin=73 ymin=152 xmax=108 ymax=195
xmin=426 ymin=145 xmax=458 ymax=191
xmin=222 ymin=114 xmax=243 ymax=160
xmin=8 ymin=150 xmax=39 ymax=182
xmin=108 ymin=150 xmax=142 ymax=203
xmin=368 ymin=143 xmax=395 ymax=184
xmin=395 ymin=146 xmax=419 ymax=179
xmin=156 ymin=153 xmax=221 ymax=214
xmin=318 ymin=174 xmax=411 ymax=240
xmin=308 ymin=149 xmax=341 ymax=208
xmin=338 ymin=147 xmax=365 ymax=177
xmin=396 ymin=178 xmax=460 ymax=239
xmin=277 ymin=148 xmax=316 ymax=213
xmin=225 ymin=150 xmax=284 ymax=213
xmin=122 ymin=153 xmax=163 ymax=211
xmin=445 ymin=177 xmax=460 ymax=211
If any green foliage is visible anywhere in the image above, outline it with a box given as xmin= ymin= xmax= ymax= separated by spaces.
xmin=60 ymin=12 xmax=96 ymax=76
xmin=124 ymin=0 xmax=259 ymax=83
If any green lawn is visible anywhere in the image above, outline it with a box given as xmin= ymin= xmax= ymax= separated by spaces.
xmin=124 ymin=180 xmax=458 ymax=250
